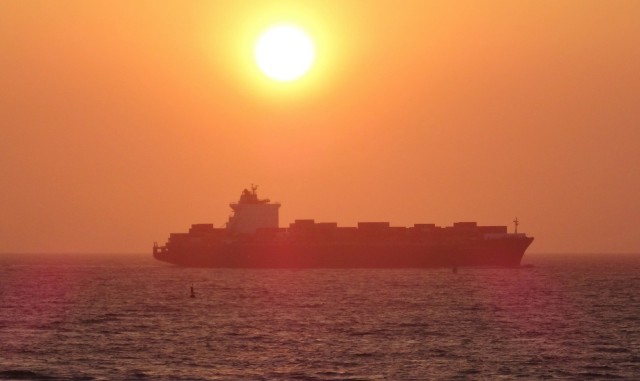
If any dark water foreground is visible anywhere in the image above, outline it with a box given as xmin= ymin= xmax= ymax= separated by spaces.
xmin=0 ymin=253 xmax=639 ymax=380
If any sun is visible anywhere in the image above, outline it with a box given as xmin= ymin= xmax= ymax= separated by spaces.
xmin=255 ymin=25 xmax=315 ymax=82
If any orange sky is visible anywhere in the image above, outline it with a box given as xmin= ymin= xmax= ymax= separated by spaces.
xmin=1 ymin=1 xmax=639 ymax=254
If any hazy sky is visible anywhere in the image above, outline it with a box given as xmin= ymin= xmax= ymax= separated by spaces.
xmin=1 ymin=1 xmax=639 ymax=253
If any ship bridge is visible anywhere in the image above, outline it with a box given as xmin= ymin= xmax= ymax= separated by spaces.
xmin=227 ymin=185 xmax=280 ymax=234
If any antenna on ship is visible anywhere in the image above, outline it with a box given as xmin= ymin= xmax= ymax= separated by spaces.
xmin=513 ymin=217 xmax=519 ymax=234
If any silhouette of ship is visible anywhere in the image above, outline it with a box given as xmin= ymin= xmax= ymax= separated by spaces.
xmin=153 ymin=186 xmax=534 ymax=268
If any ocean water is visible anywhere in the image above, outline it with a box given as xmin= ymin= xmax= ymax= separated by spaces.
xmin=1 ymin=253 xmax=639 ymax=380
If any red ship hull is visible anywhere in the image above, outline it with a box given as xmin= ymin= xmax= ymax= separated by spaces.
xmin=153 ymin=236 xmax=534 ymax=268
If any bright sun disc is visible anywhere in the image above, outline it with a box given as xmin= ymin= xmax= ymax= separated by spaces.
xmin=255 ymin=25 xmax=315 ymax=82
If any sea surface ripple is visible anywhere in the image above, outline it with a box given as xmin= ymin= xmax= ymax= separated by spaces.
xmin=1 ymin=253 xmax=639 ymax=380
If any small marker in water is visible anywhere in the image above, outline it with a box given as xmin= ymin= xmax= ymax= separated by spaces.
xmin=190 ymin=284 xmax=196 ymax=298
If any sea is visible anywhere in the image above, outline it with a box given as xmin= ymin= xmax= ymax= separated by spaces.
xmin=1 ymin=253 xmax=639 ymax=380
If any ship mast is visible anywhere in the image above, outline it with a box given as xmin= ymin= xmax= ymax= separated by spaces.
xmin=513 ymin=217 xmax=519 ymax=234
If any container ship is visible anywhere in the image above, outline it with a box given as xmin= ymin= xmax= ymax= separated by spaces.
xmin=153 ymin=186 xmax=534 ymax=268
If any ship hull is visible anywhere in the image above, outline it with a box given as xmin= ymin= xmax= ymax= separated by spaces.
xmin=153 ymin=236 xmax=533 ymax=268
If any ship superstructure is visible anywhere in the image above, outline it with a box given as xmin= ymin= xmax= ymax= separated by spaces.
xmin=153 ymin=187 xmax=534 ymax=268
xmin=227 ymin=185 xmax=280 ymax=234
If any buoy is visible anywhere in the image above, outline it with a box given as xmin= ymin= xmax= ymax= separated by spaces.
xmin=190 ymin=284 xmax=196 ymax=298
xmin=452 ymin=266 xmax=458 ymax=274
